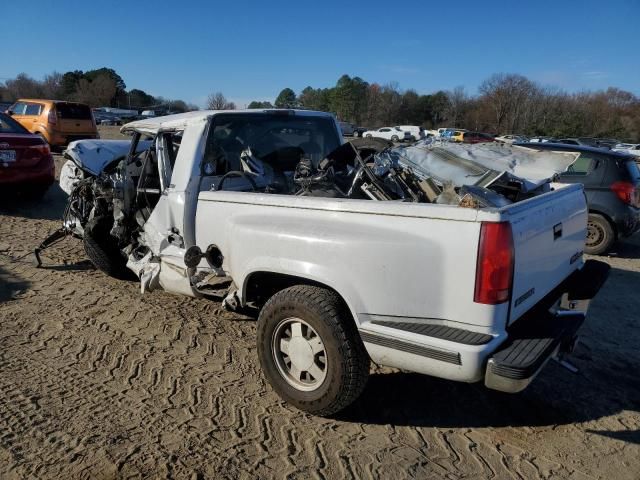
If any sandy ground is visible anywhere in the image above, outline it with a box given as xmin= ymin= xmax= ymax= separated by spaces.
xmin=0 ymin=126 xmax=638 ymax=479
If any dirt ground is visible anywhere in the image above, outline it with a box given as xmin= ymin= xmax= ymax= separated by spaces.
xmin=0 ymin=126 xmax=638 ymax=479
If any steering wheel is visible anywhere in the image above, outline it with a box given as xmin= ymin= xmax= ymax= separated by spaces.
xmin=216 ymin=170 xmax=258 ymax=192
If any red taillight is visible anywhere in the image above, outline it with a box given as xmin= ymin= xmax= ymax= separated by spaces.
xmin=611 ymin=181 xmax=640 ymax=207
xmin=47 ymin=110 xmax=57 ymax=125
xmin=23 ymin=143 xmax=51 ymax=160
xmin=474 ymin=222 xmax=514 ymax=305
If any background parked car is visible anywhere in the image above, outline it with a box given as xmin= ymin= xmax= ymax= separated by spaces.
xmin=7 ymin=99 xmax=98 ymax=147
xmin=517 ymin=142 xmax=640 ymax=254
xmin=462 ymin=131 xmax=495 ymax=144
xmin=613 ymin=143 xmax=640 ymax=158
xmin=339 ymin=121 xmax=356 ymax=136
xmin=436 ymin=127 xmax=455 ymax=137
xmin=451 ymin=130 xmax=467 ymax=142
xmin=362 ymin=127 xmax=411 ymax=142
xmin=394 ymin=125 xmax=424 ymax=142
xmin=495 ymin=134 xmax=528 ymax=144
xmin=93 ymin=111 xmax=122 ymax=125
xmin=0 ymin=112 xmax=54 ymax=198
xmin=528 ymin=137 xmax=554 ymax=143
xmin=554 ymin=138 xmax=611 ymax=149
xmin=352 ymin=126 xmax=368 ymax=138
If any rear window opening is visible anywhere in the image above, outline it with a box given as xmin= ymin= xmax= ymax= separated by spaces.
xmin=55 ymin=103 xmax=92 ymax=120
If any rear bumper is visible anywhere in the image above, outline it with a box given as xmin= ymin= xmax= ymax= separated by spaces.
xmin=484 ymin=259 xmax=610 ymax=392
xmin=0 ymin=155 xmax=55 ymax=186
xmin=360 ymin=260 xmax=610 ymax=390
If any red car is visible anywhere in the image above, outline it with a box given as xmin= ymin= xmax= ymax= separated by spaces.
xmin=0 ymin=112 xmax=55 ymax=198
xmin=463 ymin=132 xmax=495 ymax=144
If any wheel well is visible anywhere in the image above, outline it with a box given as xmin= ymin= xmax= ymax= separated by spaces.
xmin=589 ymin=209 xmax=618 ymax=239
xmin=244 ymin=271 xmax=350 ymax=312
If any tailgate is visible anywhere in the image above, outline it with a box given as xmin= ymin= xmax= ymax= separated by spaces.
xmin=504 ymin=183 xmax=587 ymax=323
xmin=55 ymin=103 xmax=95 ymax=133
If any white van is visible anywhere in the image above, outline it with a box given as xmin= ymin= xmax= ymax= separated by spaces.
xmin=395 ymin=125 xmax=424 ymax=141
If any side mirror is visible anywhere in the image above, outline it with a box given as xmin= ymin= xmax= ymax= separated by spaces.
xmin=6 ymin=110 xmax=14 ymax=116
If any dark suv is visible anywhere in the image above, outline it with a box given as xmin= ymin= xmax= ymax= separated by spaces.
xmin=517 ymin=143 xmax=640 ymax=254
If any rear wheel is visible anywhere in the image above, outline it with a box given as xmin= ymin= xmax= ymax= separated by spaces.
xmin=391 ymin=135 xmax=399 ymax=142
xmin=257 ymin=285 xmax=370 ymax=416
xmin=585 ymin=213 xmax=615 ymax=255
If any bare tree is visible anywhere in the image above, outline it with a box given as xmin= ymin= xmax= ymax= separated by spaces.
xmin=4 ymin=73 xmax=43 ymax=100
xmin=445 ymin=86 xmax=468 ymax=127
xmin=207 ymin=92 xmax=236 ymax=110
xmin=41 ymin=72 xmax=63 ymax=99
xmin=478 ymin=73 xmax=537 ymax=133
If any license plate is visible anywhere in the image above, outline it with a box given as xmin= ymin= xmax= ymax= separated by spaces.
xmin=0 ymin=150 xmax=16 ymax=163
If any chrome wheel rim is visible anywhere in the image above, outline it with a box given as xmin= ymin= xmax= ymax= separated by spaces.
xmin=272 ymin=317 xmax=327 ymax=391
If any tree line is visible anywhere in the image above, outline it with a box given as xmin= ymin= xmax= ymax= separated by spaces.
xmin=242 ymin=74 xmax=640 ymax=141
xmin=0 ymin=68 xmax=199 ymax=113
xmin=4 ymin=69 xmax=639 ymax=141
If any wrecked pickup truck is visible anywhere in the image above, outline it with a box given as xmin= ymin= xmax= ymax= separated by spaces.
xmin=43 ymin=109 xmax=610 ymax=416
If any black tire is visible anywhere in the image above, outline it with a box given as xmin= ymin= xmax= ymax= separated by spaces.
xmin=365 ymin=134 xmax=372 ymax=138
xmin=391 ymin=135 xmax=399 ymax=142
xmin=257 ymin=285 xmax=370 ymax=416
xmin=585 ymin=213 xmax=615 ymax=255
xmin=83 ymin=221 xmax=132 ymax=280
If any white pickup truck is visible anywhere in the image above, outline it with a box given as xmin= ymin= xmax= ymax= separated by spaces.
xmin=46 ymin=109 xmax=609 ymax=416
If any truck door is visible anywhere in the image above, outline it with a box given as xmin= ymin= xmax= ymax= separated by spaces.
xmin=134 ymin=130 xmax=198 ymax=295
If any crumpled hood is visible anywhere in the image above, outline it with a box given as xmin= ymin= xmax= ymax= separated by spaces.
xmin=64 ymin=139 xmax=153 ymax=176
xmin=387 ymin=140 xmax=580 ymax=192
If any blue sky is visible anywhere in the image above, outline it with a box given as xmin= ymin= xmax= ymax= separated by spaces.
xmin=2 ymin=0 xmax=639 ymax=107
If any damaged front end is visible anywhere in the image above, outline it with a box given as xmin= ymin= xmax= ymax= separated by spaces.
xmin=35 ymin=137 xmax=157 ymax=277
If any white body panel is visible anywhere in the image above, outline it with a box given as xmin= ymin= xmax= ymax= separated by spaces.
xmin=396 ymin=125 xmax=423 ymax=140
